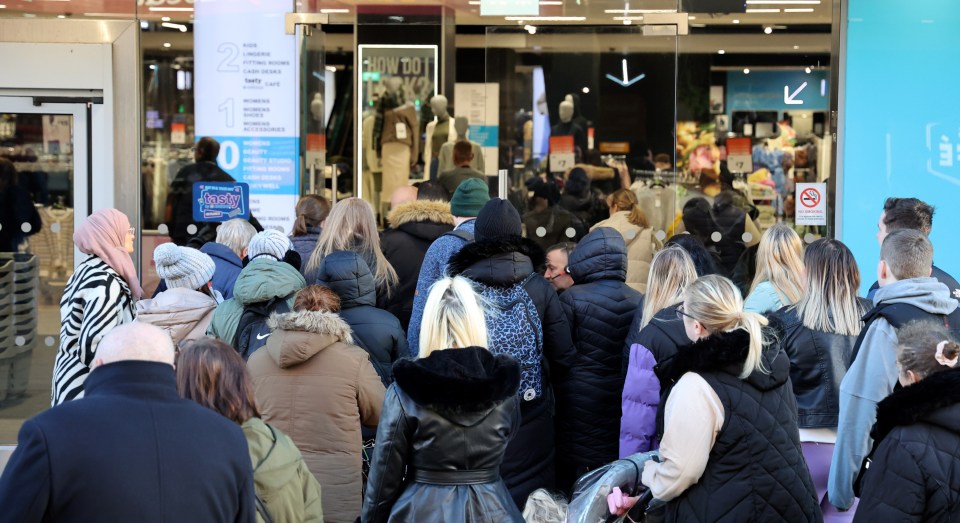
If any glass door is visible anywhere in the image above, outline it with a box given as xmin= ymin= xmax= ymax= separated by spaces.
xmin=485 ymin=21 xmax=681 ymax=246
xmin=0 ymin=95 xmax=91 ymax=442
xmin=298 ymin=24 xmax=337 ymax=202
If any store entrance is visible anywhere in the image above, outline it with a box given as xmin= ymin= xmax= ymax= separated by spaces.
xmin=0 ymin=95 xmax=95 ymax=442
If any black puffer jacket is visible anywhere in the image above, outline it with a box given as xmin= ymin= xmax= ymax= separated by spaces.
xmin=448 ymin=236 xmax=577 ymax=507
xmin=522 ymin=206 xmax=586 ymax=252
xmin=290 ymin=227 xmax=321 ymax=278
xmin=555 ymin=227 xmax=642 ymax=491
xmin=663 ymin=323 xmax=821 ymax=523
xmin=315 ymin=250 xmax=407 ymax=385
xmin=773 ymin=300 xmax=869 ymax=428
xmin=380 ymin=200 xmax=454 ymax=331
xmin=361 ymin=347 xmax=524 ymax=523
xmin=854 ymin=368 xmax=960 ymax=523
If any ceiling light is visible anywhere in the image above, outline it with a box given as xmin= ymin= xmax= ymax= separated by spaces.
xmin=718 ymin=49 xmax=725 ymax=54
xmin=161 ymin=16 xmax=170 ymax=21
xmin=688 ymin=16 xmax=696 ymax=20
xmin=764 ymin=26 xmax=773 ymax=34
xmin=468 ymin=1 xmax=480 ymax=4
xmin=743 ymin=68 xmax=750 ymax=74
xmin=504 ymin=16 xmax=586 ymax=21
xmin=745 ymin=0 xmax=820 ymax=4
xmin=320 ymin=9 xmax=349 ymax=13
xmin=163 ymin=42 xmax=172 ymax=48
xmin=582 ymin=87 xmax=590 ymax=94
xmin=140 ymin=21 xmax=149 ymax=29
xmin=793 ymin=45 xmax=800 ymax=49
xmin=804 ymin=67 xmax=812 ymax=73
xmin=148 ymin=7 xmax=194 ymax=12
xmin=0 ymin=5 xmax=6 ymax=9
xmin=325 ymin=66 xmax=337 ymax=72
xmin=785 ymin=8 xmax=815 ymax=12
xmin=613 ymin=16 xmax=644 ymax=21
xmin=149 ymin=64 xmax=157 ymax=70
xmin=162 ymin=22 xmax=188 ymax=32
xmin=604 ymin=9 xmax=676 ymax=14
xmin=746 ymin=9 xmax=781 ymax=13
xmin=623 ymin=19 xmax=631 ymax=25
xmin=57 ymin=15 xmax=66 ymax=19
xmin=732 ymin=19 xmax=740 ymax=24
xmin=525 ymin=24 xmax=537 ymax=34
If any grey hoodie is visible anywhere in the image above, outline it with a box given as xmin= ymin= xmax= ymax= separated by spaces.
xmin=828 ymin=277 xmax=957 ymax=509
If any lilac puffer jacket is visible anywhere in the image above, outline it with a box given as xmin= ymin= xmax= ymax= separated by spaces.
xmin=619 ymin=303 xmax=692 ymax=457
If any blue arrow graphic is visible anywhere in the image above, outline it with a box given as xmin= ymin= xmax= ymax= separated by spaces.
xmin=607 ymin=59 xmax=646 ymax=87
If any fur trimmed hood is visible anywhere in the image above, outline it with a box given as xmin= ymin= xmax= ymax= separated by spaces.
xmin=387 ymin=200 xmax=454 ymax=228
xmin=264 ymin=310 xmax=354 ymax=368
xmin=669 ymin=316 xmax=788 ymax=391
xmin=394 ymin=347 xmax=520 ymax=420
xmin=873 ymin=367 xmax=960 ymax=443
xmin=446 ymin=236 xmax=545 ymax=287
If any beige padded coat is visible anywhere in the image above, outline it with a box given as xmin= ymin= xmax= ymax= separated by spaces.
xmin=135 ymin=288 xmax=217 ymax=346
xmin=248 ymin=310 xmax=385 ymax=523
xmin=590 ymin=211 xmax=661 ymax=293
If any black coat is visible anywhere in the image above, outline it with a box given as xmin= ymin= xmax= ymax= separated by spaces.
xmin=855 ymin=367 xmax=960 ymax=523
xmin=290 ymin=227 xmax=321 ymax=277
xmin=448 ymin=236 xmax=578 ymax=506
xmin=773 ymin=301 xmax=868 ymax=428
xmin=0 ymin=361 xmax=255 ymax=522
xmin=556 ymin=227 xmax=642 ymax=489
xmin=0 ymin=185 xmax=41 ymax=253
xmin=522 ymin=206 xmax=586 ymax=252
xmin=380 ymin=201 xmax=454 ymax=331
xmin=315 ymin=250 xmax=407 ymax=386
xmin=663 ymin=324 xmax=821 ymax=523
xmin=361 ymin=347 xmax=524 ymax=523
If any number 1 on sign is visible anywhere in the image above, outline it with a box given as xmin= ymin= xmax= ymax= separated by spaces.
xmin=218 ymin=98 xmax=235 ymax=129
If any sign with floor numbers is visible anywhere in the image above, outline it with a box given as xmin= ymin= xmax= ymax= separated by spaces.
xmin=195 ymin=0 xmax=299 ymax=232
xmin=796 ymin=183 xmax=827 ymax=225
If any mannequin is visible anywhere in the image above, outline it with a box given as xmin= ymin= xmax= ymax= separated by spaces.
xmin=374 ymin=76 xmax=419 ymax=205
xmin=425 ymin=95 xmax=457 ymax=180
xmin=551 ymin=95 xmax=587 ymax=154
xmin=362 ymin=109 xmax=382 ymax=210
xmin=437 ymin=116 xmax=485 ymax=175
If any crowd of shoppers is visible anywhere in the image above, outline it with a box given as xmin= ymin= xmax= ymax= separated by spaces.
xmin=5 ymin=179 xmax=960 ymax=522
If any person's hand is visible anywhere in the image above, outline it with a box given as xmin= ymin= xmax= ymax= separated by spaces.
xmin=607 ymin=487 xmax=641 ymax=516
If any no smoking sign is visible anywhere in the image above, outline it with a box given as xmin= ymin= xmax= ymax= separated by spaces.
xmin=796 ymin=183 xmax=827 ymax=225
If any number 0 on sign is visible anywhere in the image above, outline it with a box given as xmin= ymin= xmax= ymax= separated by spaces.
xmin=795 ymin=182 xmax=827 ymax=226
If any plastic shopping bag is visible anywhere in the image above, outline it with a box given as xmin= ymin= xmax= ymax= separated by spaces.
xmin=567 ymin=450 xmax=660 ymax=523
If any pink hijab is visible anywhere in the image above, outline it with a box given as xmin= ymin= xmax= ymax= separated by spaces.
xmin=73 ymin=208 xmax=143 ymax=299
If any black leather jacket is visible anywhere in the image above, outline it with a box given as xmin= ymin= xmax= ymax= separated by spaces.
xmin=361 ymin=347 xmax=524 ymax=523
xmin=773 ymin=301 xmax=868 ymax=429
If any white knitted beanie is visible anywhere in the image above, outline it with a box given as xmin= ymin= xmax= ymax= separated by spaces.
xmin=247 ymin=229 xmax=290 ymax=261
xmin=154 ymin=243 xmax=216 ymax=290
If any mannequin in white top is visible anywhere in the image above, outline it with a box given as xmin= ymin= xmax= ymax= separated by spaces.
xmin=425 ymin=95 xmax=457 ymax=180
xmin=437 ymin=116 xmax=485 ymax=175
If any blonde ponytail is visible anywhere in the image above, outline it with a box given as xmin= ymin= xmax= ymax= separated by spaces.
xmin=684 ymin=274 xmax=771 ymax=379
xmin=419 ymin=276 xmax=489 ymax=358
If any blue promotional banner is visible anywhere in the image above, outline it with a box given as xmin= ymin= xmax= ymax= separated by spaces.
xmin=841 ymin=0 xmax=960 ymax=294
xmin=726 ymin=70 xmax=829 ymax=113
xmin=194 ymin=0 xmax=299 ymax=232
xmin=192 ymin=182 xmax=250 ymax=222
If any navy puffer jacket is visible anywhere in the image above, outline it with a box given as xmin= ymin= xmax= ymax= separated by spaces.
xmin=556 ymin=227 xmax=643 ymax=488
xmin=315 ymin=251 xmax=407 ymax=386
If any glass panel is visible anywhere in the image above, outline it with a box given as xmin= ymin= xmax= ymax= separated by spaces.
xmin=357 ymin=41 xmax=439 ymax=221
xmin=485 ymin=24 xmax=679 ymax=248
xmin=300 ymin=27 xmax=333 ymax=200
xmin=0 ymin=111 xmax=75 ymax=442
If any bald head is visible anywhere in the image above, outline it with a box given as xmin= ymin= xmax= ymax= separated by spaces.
xmin=390 ymin=186 xmax=418 ymax=209
xmin=94 ymin=322 xmax=176 ymax=369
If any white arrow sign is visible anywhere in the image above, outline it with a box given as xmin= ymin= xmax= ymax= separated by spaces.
xmin=784 ymin=82 xmax=808 ymax=105
xmin=606 ymin=59 xmax=646 ymax=87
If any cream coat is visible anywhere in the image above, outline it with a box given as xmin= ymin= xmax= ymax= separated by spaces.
xmin=590 ymin=211 xmax=661 ymax=293
xmin=248 ymin=310 xmax=385 ymax=523
xmin=135 ymin=288 xmax=217 ymax=345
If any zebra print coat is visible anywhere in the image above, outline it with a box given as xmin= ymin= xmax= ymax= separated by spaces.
xmin=53 ymin=256 xmax=136 ymax=405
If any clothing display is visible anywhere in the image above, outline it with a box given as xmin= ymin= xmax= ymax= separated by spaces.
xmin=551 ymin=121 xmax=587 ymax=154
xmin=634 ymin=182 xmax=678 ymax=233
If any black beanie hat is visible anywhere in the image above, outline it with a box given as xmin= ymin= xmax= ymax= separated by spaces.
xmin=475 ymin=198 xmax=522 ymax=242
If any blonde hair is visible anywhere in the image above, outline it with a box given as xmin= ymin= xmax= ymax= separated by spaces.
xmin=306 ymin=198 xmax=398 ymax=294
xmin=607 ymin=189 xmax=649 ymax=228
xmin=522 ymin=489 xmax=568 ymax=523
xmin=685 ymin=275 xmax=770 ymax=379
xmin=749 ymin=223 xmax=805 ymax=306
xmin=641 ymin=246 xmax=698 ymax=329
xmin=795 ymin=239 xmax=866 ymax=336
xmin=419 ymin=277 xmax=488 ymax=358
